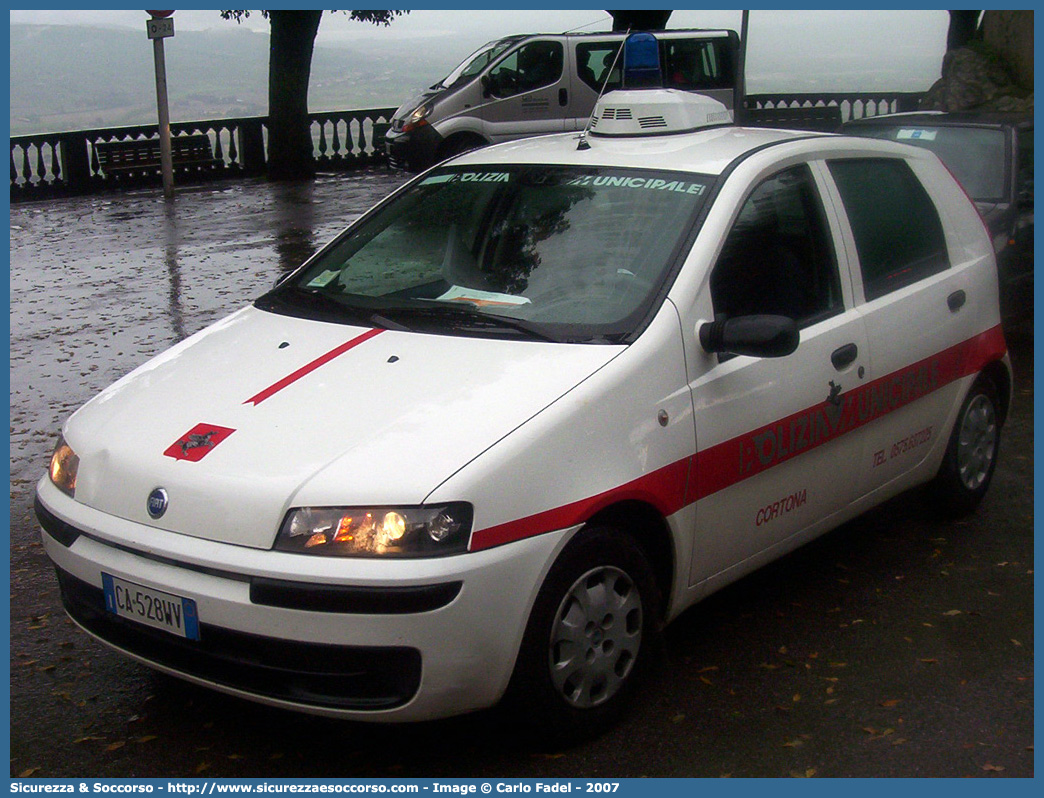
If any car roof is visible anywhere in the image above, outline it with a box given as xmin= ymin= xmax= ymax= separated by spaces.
xmin=446 ymin=126 xmax=933 ymax=177
xmin=504 ymin=29 xmax=732 ymax=40
xmin=841 ymin=110 xmax=1032 ymax=130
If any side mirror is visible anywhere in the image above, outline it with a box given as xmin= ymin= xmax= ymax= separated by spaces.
xmin=481 ymin=74 xmax=494 ymax=98
xmin=699 ymin=315 xmax=799 ymax=358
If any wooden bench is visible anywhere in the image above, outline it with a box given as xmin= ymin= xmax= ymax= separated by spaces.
xmin=95 ymin=134 xmax=220 ymax=180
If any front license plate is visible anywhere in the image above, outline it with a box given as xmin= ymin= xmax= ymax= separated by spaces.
xmin=102 ymin=573 xmax=200 ymax=640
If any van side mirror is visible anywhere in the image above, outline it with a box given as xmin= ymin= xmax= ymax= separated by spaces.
xmin=699 ymin=315 xmax=799 ymax=358
xmin=481 ymin=74 xmax=493 ymax=98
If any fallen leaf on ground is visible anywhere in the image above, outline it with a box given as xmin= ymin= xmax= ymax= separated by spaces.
xmin=782 ymin=739 xmax=804 ymax=748
xmin=920 ymin=658 xmax=939 ymax=664
xmin=880 ymin=699 xmax=901 ymax=707
xmin=942 ymin=610 xmax=962 ymax=616
xmin=981 ymin=764 xmax=1005 ymax=772
xmin=195 ymin=762 xmax=210 ymax=774
xmin=18 ymin=768 xmax=40 ymax=777
xmin=104 ymin=741 xmax=125 ymax=752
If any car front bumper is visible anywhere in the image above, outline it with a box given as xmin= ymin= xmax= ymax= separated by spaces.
xmin=36 ymin=477 xmax=568 ymax=722
xmin=383 ymin=125 xmax=443 ymax=172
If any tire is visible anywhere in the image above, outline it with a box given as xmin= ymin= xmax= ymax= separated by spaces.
xmin=930 ymin=375 xmax=1001 ymax=517
xmin=504 ymin=526 xmax=661 ymax=744
xmin=436 ymin=135 xmax=485 ymax=164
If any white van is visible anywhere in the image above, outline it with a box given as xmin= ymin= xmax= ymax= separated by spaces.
xmin=384 ymin=29 xmax=739 ymax=170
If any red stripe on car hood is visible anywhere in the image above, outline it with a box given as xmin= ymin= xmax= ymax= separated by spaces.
xmin=244 ymin=328 xmax=384 ymax=406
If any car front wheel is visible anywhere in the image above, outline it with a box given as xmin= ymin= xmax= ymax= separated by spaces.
xmin=505 ymin=526 xmax=661 ymax=742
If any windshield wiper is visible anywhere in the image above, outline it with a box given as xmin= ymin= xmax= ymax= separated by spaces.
xmin=380 ymin=302 xmax=561 ymax=343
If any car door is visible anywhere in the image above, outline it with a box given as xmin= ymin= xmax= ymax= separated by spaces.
xmin=479 ymin=39 xmax=569 ymax=142
xmin=821 ymin=155 xmax=986 ymax=498
xmin=684 ymin=161 xmax=870 ymax=586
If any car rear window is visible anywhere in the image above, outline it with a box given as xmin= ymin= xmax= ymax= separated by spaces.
xmin=848 ymin=124 xmax=1007 ymax=202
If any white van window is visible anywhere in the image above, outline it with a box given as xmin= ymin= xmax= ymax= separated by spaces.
xmin=435 ymin=38 xmax=521 ymax=90
xmin=662 ymin=40 xmax=732 ymax=91
xmin=486 ymin=41 xmax=565 ymax=98
xmin=576 ymin=42 xmax=623 ymax=93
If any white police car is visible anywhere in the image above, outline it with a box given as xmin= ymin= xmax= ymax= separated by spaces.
xmin=37 ymin=86 xmax=1010 ymax=738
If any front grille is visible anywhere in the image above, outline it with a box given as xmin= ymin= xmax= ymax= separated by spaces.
xmin=56 ymin=568 xmax=422 ymax=711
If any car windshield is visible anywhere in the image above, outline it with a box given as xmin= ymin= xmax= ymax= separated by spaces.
xmin=852 ymin=124 xmax=1007 ymax=202
xmin=434 ymin=38 xmax=521 ymax=89
xmin=260 ymin=165 xmax=714 ymax=343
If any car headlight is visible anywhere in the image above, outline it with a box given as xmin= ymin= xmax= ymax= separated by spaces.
xmin=49 ymin=435 xmax=79 ymax=497
xmin=402 ymin=102 xmax=433 ymax=133
xmin=275 ymin=503 xmax=472 ymax=557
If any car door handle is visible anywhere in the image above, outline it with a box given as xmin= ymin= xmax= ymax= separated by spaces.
xmin=831 ymin=343 xmax=858 ymax=370
xmin=948 ymin=290 xmax=966 ymax=312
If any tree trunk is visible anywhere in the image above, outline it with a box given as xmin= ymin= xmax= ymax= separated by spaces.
xmin=946 ymin=10 xmax=981 ymax=51
xmin=267 ymin=10 xmax=322 ymax=180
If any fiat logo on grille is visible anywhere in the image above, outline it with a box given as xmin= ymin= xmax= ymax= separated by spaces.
xmin=147 ymin=488 xmax=169 ymax=519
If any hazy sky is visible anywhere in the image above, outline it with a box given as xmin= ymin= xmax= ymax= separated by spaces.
xmin=9 ymin=9 xmax=951 ymax=92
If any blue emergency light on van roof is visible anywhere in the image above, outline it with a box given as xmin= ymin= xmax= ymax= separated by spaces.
xmin=623 ymin=32 xmax=661 ymax=87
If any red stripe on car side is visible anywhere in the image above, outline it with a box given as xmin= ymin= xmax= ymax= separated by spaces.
xmin=244 ymin=328 xmax=385 ymax=406
xmin=469 ymin=324 xmax=1006 ymax=551
xmin=470 ymin=458 xmax=692 ymax=551
xmin=693 ymin=323 xmax=1007 ymax=500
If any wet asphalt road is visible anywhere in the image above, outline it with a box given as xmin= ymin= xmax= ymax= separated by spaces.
xmin=9 ymin=171 xmax=1034 ymax=778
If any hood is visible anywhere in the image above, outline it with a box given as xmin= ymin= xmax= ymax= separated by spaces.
xmin=392 ymin=89 xmax=439 ymax=123
xmin=65 ymin=306 xmax=621 ymax=549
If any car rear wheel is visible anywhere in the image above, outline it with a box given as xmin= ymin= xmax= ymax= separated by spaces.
xmin=505 ymin=526 xmax=660 ymax=743
xmin=930 ymin=374 xmax=1001 ymax=516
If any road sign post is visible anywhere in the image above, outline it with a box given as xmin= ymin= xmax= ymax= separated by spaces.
xmin=146 ymin=11 xmax=175 ymax=198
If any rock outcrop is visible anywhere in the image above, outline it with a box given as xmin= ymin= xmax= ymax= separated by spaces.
xmin=921 ymin=46 xmax=1033 ymax=113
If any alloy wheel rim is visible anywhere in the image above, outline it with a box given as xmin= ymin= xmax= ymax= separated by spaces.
xmin=548 ymin=565 xmax=642 ymax=709
xmin=956 ymin=394 xmax=997 ymax=490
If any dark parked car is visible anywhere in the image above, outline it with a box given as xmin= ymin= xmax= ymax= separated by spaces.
xmin=841 ymin=112 xmax=1033 ymax=289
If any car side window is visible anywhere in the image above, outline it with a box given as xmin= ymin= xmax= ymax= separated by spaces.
xmin=575 ymin=42 xmax=623 ymax=92
xmin=487 ymin=41 xmax=564 ymax=98
xmin=710 ymin=164 xmax=842 ymax=328
xmin=662 ymin=40 xmax=732 ymax=91
xmin=829 ymin=158 xmax=949 ymax=301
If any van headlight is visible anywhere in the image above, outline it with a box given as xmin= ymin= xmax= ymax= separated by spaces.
xmin=275 ymin=503 xmax=472 ymax=557
xmin=49 ymin=435 xmax=79 ymax=497
xmin=402 ymin=102 xmax=433 ymax=133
